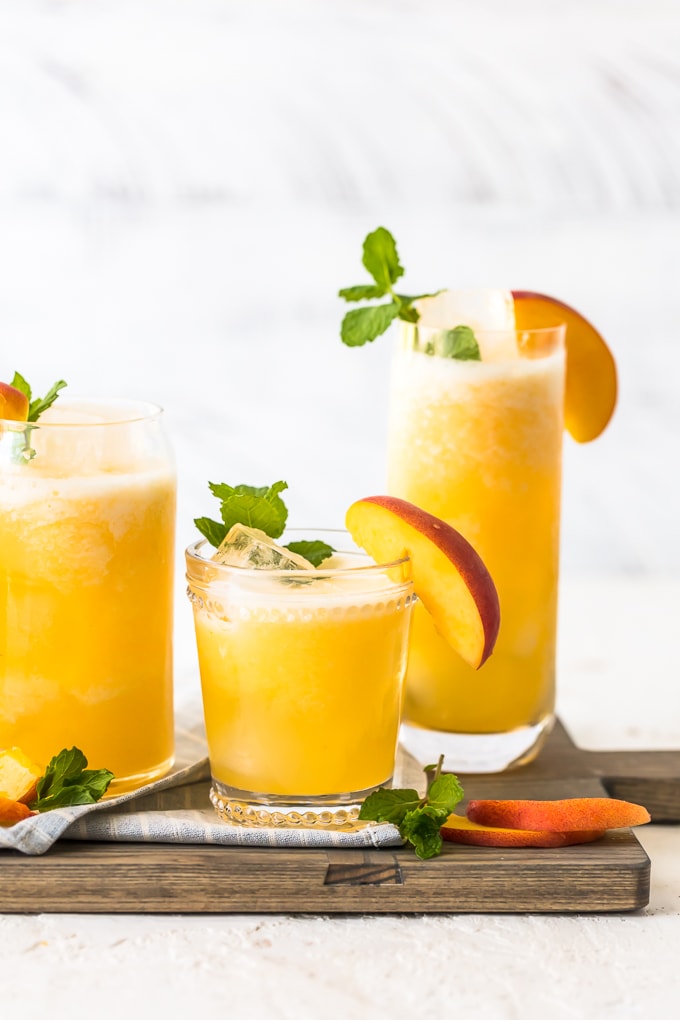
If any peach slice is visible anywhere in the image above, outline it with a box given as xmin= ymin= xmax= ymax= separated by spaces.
xmin=441 ymin=814 xmax=605 ymax=848
xmin=512 ymin=291 xmax=617 ymax=443
xmin=0 ymin=796 xmax=34 ymax=827
xmin=0 ymin=382 xmax=29 ymax=422
xmin=346 ymin=495 xmax=500 ymax=669
xmin=0 ymin=747 xmax=43 ymax=804
xmin=467 ymin=798 xmax=651 ymax=832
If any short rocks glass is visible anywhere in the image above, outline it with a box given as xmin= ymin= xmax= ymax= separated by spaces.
xmin=186 ymin=528 xmax=414 ymax=827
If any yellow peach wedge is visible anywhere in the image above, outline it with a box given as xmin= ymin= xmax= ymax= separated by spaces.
xmin=0 ymin=747 xmax=43 ymax=804
xmin=346 ymin=495 xmax=500 ymax=669
xmin=441 ymin=814 xmax=606 ymax=849
xmin=512 ymin=291 xmax=617 ymax=443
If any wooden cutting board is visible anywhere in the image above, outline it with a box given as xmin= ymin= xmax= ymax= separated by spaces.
xmin=1 ymin=720 xmax=677 ymax=914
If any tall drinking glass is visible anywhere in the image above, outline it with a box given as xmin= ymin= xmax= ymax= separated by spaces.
xmin=186 ymin=531 xmax=414 ymax=826
xmin=388 ymin=322 xmax=566 ymax=771
xmin=0 ymin=399 xmax=176 ymax=790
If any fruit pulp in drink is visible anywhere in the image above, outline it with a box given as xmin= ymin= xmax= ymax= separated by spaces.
xmin=0 ymin=402 xmax=176 ymax=787
xmin=388 ymin=339 xmax=565 ymax=734
xmin=190 ymin=555 xmax=412 ymax=796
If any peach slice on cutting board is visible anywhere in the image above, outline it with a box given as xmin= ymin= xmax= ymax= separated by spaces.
xmin=466 ymin=797 xmax=651 ymax=832
xmin=441 ymin=814 xmax=606 ymax=848
xmin=0 ymin=382 xmax=29 ymax=422
xmin=345 ymin=495 xmax=500 ymax=670
xmin=512 ymin=291 xmax=617 ymax=444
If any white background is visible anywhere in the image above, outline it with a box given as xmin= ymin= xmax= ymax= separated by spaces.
xmin=1 ymin=2 xmax=679 ymax=1017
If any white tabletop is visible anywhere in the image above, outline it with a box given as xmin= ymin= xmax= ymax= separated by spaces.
xmin=1 ymin=1 xmax=679 ymax=1016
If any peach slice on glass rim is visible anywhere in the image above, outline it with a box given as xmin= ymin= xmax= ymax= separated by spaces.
xmin=345 ymin=495 xmax=500 ymax=670
xmin=512 ymin=291 xmax=617 ymax=444
xmin=0 ymin=382 xmax=29 ymax=422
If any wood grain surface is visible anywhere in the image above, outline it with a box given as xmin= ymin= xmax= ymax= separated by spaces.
xmin=1 ymin=720 xmax=668 ymax=915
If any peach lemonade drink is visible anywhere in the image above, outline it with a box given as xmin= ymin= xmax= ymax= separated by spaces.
xmin=187 ymin=478 xmax=498 ymax=826
xmin=339 ymin=229 xmax=616 ymax=770
xmin=0 ymin=394 xmax=176 ymax=788
xmin=186 ymin=520 xmax=413 ymax=825
xmin=388 ymin=299 xmax=565 ymax=756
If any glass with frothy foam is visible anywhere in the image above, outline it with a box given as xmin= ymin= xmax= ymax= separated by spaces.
xmin=388 ymin=290 xmax=566 ymax=772
xmin=185 ymin=527 xmax=414 ymax=827
xmin=0 ymin=399 xmax=176 ymax=790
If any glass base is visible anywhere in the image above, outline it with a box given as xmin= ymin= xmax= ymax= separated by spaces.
xmin=210 ymin=777 xmax=392 ymax=829
xmin=106 ymin=754 xmax=175 ymax=795
xmin=399 ymin=715 xmax=554 ymax=774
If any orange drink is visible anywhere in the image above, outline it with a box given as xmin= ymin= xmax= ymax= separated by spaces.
xmin=388 ymin=308 xmax=566 ymax=770
xmin=0 ymin=399 xmax=176 ymax=789
xmin=186 ymin=531 xmax=413 ymax=826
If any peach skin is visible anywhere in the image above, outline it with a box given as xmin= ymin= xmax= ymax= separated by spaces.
xmin=441 ymin=814 xmax=605 ymax=848
xmin=0 ymin=796 xmax=34 ymax=826
xmin=346 ymin=495 xmax=500 ymax=669
xmin=467 ymin=798 xmax=651 ymax=832
xmin=0 ymin=381 xmax=29 ymax=422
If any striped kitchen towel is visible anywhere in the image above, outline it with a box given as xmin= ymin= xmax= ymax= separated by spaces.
xmin=0 ymin=701 xmax=407 ymax=855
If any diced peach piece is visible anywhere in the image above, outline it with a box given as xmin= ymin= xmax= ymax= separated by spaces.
xmin=0 ymin=796 xmax=34 ymax=827
xmin=0 ymin=382 xmax=29 ymax=422
xmin=512 ymin=291 xmax=617 ymax=443
xmin=467 ymin=797 xmax=651 ymax=832
xmin=0 ymin=747 xmax=43 ymax=804
xmin=346 ymin=495 xmax=500 ymax=669
xmin=441 ymin=814 xmax=605 ymax=848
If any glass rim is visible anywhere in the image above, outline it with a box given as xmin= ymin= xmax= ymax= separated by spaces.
xmin=0 ymin=397 xmax=164 ymax=429
xmin=402 ymin=322 xmax=567 ymax=338
xmin=185 ymin=531 xmax=411 ymax=580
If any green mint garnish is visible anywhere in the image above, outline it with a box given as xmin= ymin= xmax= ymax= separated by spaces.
xmin=284 ymin=540 xmax=335 ymax=568
xmin=11 ymin=372 xmax=67 ymax=422
xmin=437 ymin=325 xmax=481 ymax=361
xmin=195 ymin=480 xmax=335 ymax=565
xmin=338 ymin=227 xmax=440 ymax=347
xmin=339 ymin=228 xmax=481 ymax=360
xmin=358 ymin=755 xmax=463 ymax=859
xmin=30 ymin=746 xmax=114 ymax=811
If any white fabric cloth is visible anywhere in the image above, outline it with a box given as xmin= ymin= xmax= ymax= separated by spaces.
xmin=0 ymin=702 xmax=403 ymax=856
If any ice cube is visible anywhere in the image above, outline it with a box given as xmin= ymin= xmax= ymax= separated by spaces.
xmin=212 ymin=524 xmax=314 ymax=570
xmin=415 ymin=288 xmax=519 ymax=362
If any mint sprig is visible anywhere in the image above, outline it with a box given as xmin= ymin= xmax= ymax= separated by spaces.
xmin=338 ymin=227 xmax=440 ymax=347
xmin=195 ymin=480 xmax=335 ymax=565
xmin=30 ymin=747 xmax=114 ymax=811
xmin=11 ymin=372 xmax=67 ymax=422
xmin=358 ymin=755 xmax=463 ymax=859
xmin=339 ymin=228 xmax=482 ymax=361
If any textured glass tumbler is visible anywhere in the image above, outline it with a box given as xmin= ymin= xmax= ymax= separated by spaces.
xmin=388 ymin=324 xmax=566 ymax=772
xmin=186 ymin=531 xmax=414 ymax=827
xmin=0 ymin=399 xmax=176 ymax=791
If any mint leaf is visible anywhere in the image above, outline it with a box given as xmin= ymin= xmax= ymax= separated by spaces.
xmin=11 ymin=374 xmax=68 ymax=422
xmin=341 ymin=304 xmax=399 ymax=347
xmin=194 ymin=516 xmax=228 ymax=548
xmin=362 ymin=227 xmax=404 ymax=290
xmin=439 ymin=325 xmax=481 ymax=361
xmin=10 ymin=371 xmax=32 ymax=403
xmin=339 ymin=284 xmax=387 ymax=302
xmin=285 ymin=540 xmax=334 ymax=567
xmin=400 ymin=807 xmax=446 ymax=860
xmin=358 ymin=787 xmax=421 ymax=826
xmin=31 ymin=746 xmax=114 ymax=812
xmin=427 ymin=774 xmax=464 ymax=815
